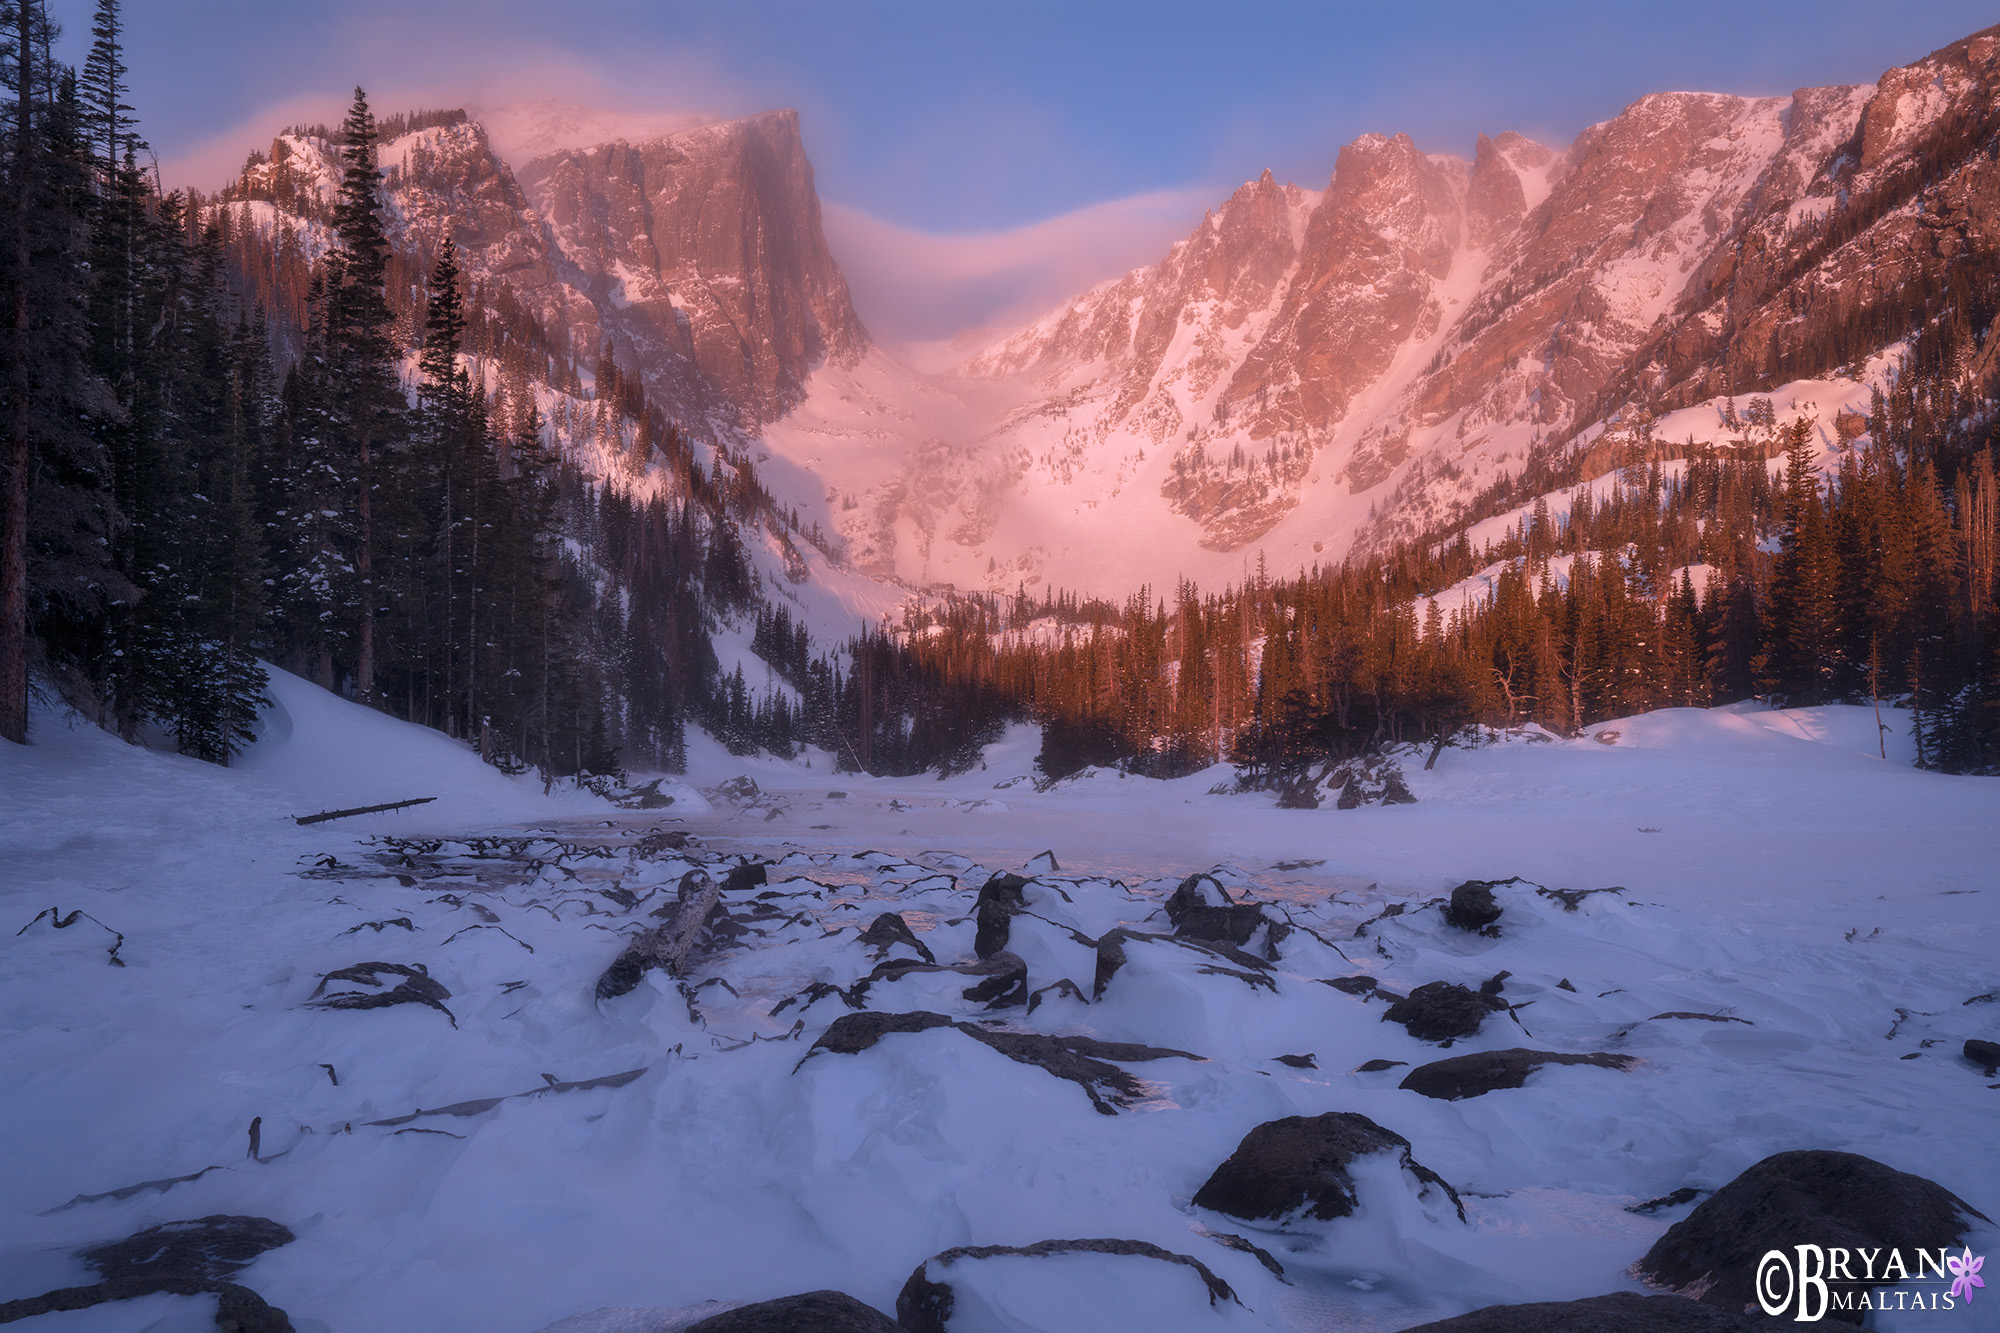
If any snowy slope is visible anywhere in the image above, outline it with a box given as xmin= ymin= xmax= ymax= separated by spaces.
xmin=3 ymin=677 xmax=1995 ymax=1331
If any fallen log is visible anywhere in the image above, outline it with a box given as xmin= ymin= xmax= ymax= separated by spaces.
xmin=596 ymin=871 xmax=724 ymax=1001
xmin=295 ymin=797 xmax=436 ymax=826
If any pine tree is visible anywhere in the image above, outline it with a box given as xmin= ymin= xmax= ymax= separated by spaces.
xmin=2 ymin=3 xmax=121 ymax=743
xmin=323 ymin=86 xmax=403 ymax=707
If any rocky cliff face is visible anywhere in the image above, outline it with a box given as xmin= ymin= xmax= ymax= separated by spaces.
xmin=217 ymin=23 xmax=2000 ymax=601
xmin=516 ymin=110 xmax=868 ymax=429
xmin=908 ymin=21 xmax=2000 ymax=577
xmin=226 ymin=108 xmax=868 ymax=436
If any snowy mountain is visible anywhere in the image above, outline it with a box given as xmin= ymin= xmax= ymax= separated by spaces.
xmin=768 ymin=25 xmax=2000 ymax=596
xmin=208 ymin=25 xmax=2000 ymax=628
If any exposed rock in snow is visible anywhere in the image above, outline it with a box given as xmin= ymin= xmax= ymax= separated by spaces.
xmin=682 ymin=1289 xmax=902 ymax=1332
xmin=1191 ymin=1110 xmax=1464 ymax=1226
xmin=1381 ymin=980 xmax=1506 ymax=1043
xmin=1399 ymin=1290 xmax=1770 ymax=1331
xmin=1443 ymin=878 xmax=1505 ymax=931
xmin=1637 ymin=1150 xmax=1991 ymax=1316
xmin=1399 ymin=1047 xmax=1636 ymax=1101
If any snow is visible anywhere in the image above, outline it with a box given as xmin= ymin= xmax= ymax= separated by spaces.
xmin=2 ymin=677 xmax=1996 ymax=1332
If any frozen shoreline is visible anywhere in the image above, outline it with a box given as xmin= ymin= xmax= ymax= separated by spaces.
xmin=2 ymin=676 xmax=1995 ymax=1331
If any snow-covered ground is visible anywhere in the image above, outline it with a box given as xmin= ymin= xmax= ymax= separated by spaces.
xmin=2 ymin=674 xmax=1996 ymax=1331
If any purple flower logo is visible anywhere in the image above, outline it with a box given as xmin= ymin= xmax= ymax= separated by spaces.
xmin=1948 ymin=1248 xmax=1985 ymax=1303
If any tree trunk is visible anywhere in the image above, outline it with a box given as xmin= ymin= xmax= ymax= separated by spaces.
xmin=356 ymin=429 xmax=373 ymax=705
xmin=1 ymin=1 xmax=35 ymax=746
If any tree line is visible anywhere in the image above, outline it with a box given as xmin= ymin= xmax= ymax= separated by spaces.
xmin=798 ymin=370 xmax=1997 ymax=783
xmin=0 ymin=1 xmax=609 ymax=771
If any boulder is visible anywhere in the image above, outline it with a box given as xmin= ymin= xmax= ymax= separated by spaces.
xmin=857 ymin=911 xmax=935 ymax=964
xmin=1165 ymin=873 xmax=1268 ymax=947
xmin=714 ymin=775 xmax=760 ymax=804
xmin=82 ymin=1216 xmax=295 ymax=1286
xmin=1192 ymin=1110 xmax=1462 ymax=1226
xmin=1382 ymin=981 xmax=1503 ymax=1042
xmin=896 ymin=1239 xmax=1235 ymax=1333
xmin=0 ymin=1215 xmax=299 ymax=1331
xmin=1335 ymin=775 xmax=1364 ymax=809
xmin=1398 ymin=1290 xmax=1769 ymax=1330
xmin=972 ymin=872 xmax=1030 ymax=958
xmin=1966 ymin=1037 xmax=2000 ymax=1074
xmin=1399 ymin=1048 xmax=1634 ymax=1100
xmin=1636 ymin=1150 xmax=1990 ymax=1320
xmin=1381 ymin=771 xmax=1418 ymax=804
xmin=1443 ymin=880 xmax=1503 ymax=931
xmin=683 ymin=1290 xmax=901 ymax=1332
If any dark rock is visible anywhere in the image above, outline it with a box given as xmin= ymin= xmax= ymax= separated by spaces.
xmin=1093 ymin=927 xmax=1142 ymax=998
xmin=616 ymin=779 xmax=674 ymax=809
xmin=1027 ymin=978 xmax=1087 ymax=1013
xmin=714 ymin=775 xmax=760 ymax=803
xmin=1536 ymin=883 xmax=1625 ymax=911
xmin=968 ymin=1028 xmax=1199 ymax=1115
xmin=1322 ymin=975 xmax=1382 ymax=996
xmin=1398 ymin=1290 xmax=1768 ymax=1330
xmin=1380 ymin=772 xmax=1418 ymax=804
xmin=849 ymin=952 xmax=1028 ymax=1010
xmin=1192 ymin=1111 xmax=1463 ymax=1226
xmin=1175 ymin=903 xmax=1269 ymax=947
xmin=1335 ymin=776 xmax=1365 ymax=809
xmin=1966 ymin=1037 xmax=2000 ymax=1074
xmin=719 ymin=861 xmax=770 ymax=894
xmin=1479 ymin=970 xmax=1511 ymax=996
xmin=1093 ymin=927 xmax=1277 ymax=998
xmin=1400 ymin=1047 xmax=1634 ymax=1100
xmin=1274 ymin=1053 xmax=1317 ymax=1068
xmin=1355 ymin=1059 xmax=1407 ymax=1072
xmin=83 ymin=1216 xmax=295 ymax=1285
xmin=804 ymin=1011 xmax=1199 ymax=1114
xmin=1649 ymin=1011 xmax=1751 ymax=1025
xmin=1636 ymin=1150 xmax=1990 ymax=1320
xmin=1164 ymin=873 xmax=1232 ymax=923
xmin=633 ymin=830 xmax=690 ymax=856
xmin=957 ymin=952 xmax=1028 ymax=1009
xmin=307 ymin=961 xmax=456 ymax=1026
xmin=683 ymin=1289 xmax=901 ymax=1332
xmin=1276 ymin=781 xmax=1319 ymax=809
xmin=808 ymin=1010 xmax=955 ymax=1056
xmin=972 ymin=872 xmax=1030 ymax=958
xmin=897 ymin=1239 xmax=1235 ymax=1333
xmin=1025 ymin=849 xmax=1060 ymax=873
xmin=1628 ymin=1187 xmax=1707 ymax=1215
xmin=1164 ymin=874 xmax=1269 ymax=948
xmin=1382 ymin=981 xmax=1502 ymax=1042
xmin=1557 ymin=978 xmax=1577 ymax=992
xmin=0 ymin=1216 xmax=302 ymax=1332
xmin=857 ymin=912 xmax=935 ymax=964
xmin=1444 ymin=880 xmax=1504 ymax=931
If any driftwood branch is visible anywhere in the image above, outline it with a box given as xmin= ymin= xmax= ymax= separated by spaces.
xmin=295 ymin=797 xmax=436 ymax=826
xmin=595 ymin=873 xmax=724 ymax=1000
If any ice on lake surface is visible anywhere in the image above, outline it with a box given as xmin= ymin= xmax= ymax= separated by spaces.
xmin=1 ymin=671 xmax=1994 ymax=1331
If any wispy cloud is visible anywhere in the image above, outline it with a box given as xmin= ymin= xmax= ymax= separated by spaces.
xmin=823 ymin=188 xmax=1214 ymax=362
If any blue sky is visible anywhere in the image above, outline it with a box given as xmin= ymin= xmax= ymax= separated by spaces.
xmin=47 ymin=1 xmax=2000 ymax=342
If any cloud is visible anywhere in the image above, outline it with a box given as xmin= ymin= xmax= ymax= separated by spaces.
xmin=822 ymin=188 xmax=1214 ymax=363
